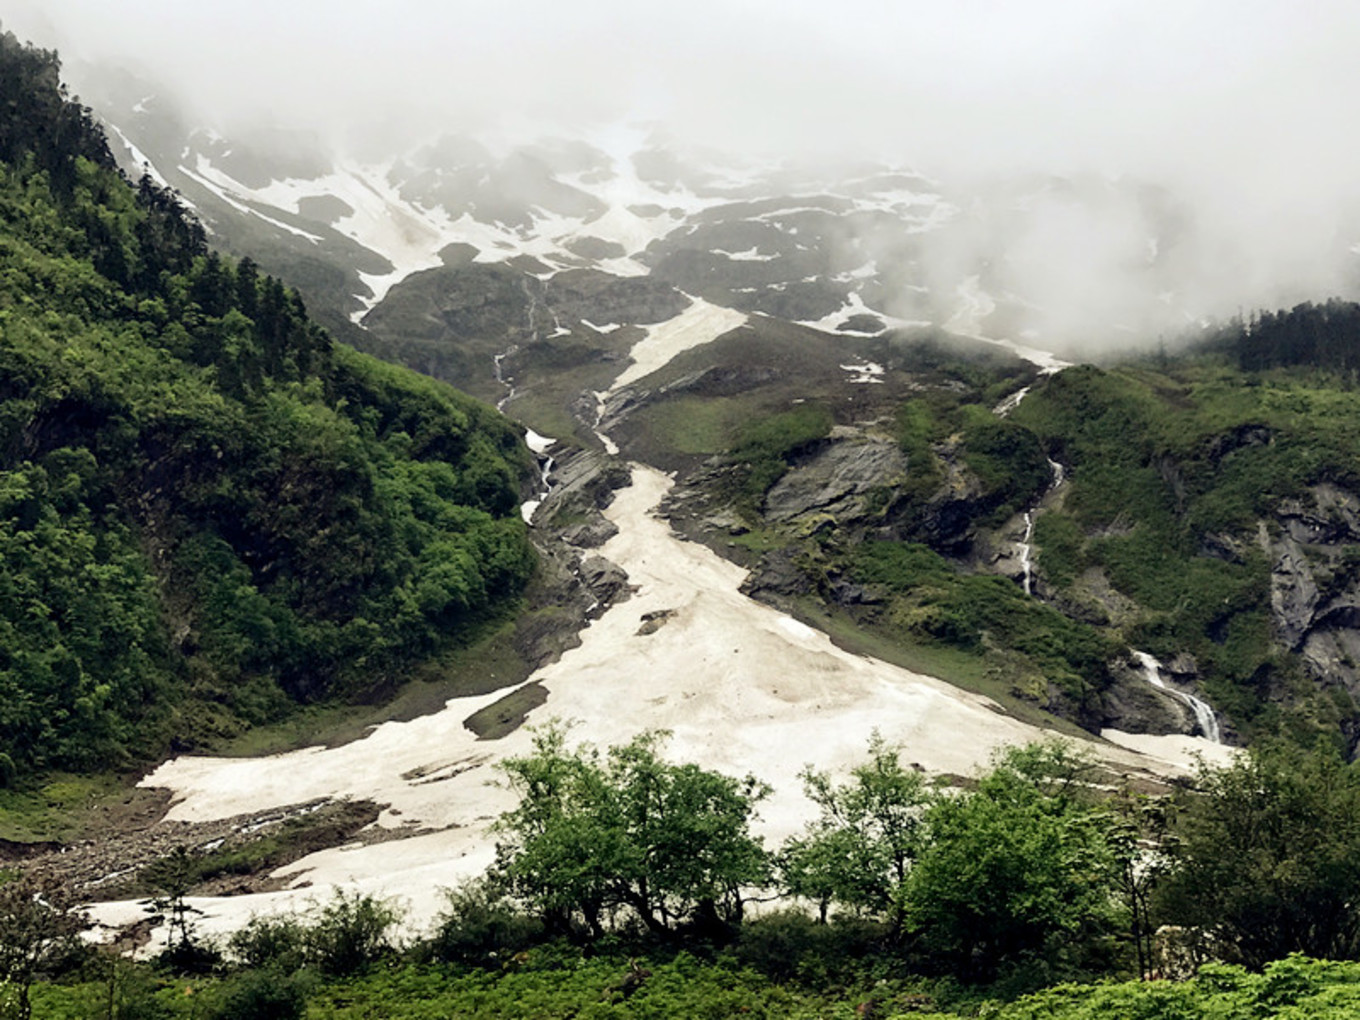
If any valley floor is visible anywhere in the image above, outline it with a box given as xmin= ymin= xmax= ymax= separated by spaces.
xmin=86 ymin=462 xmax=1229 ymax=949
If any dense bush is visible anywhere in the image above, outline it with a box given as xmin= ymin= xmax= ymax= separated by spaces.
xmin=424 ymin=879 xmax=544 ymax=966
xmin=207 ymin=968 xmax=308 ymax=1020
xmin=302 ymin=890 xmax=403 ymax=977
xmin=1156 ymin=740 xmax=1360 ymax=968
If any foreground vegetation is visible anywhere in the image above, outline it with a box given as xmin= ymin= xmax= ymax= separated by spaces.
xmin=9 ymin=735 xmax=1360 ymax=1017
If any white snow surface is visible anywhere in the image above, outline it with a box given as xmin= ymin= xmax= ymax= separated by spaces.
xmin=800 ymin=291 xmax=927 ymax=335
xmin=715 ymin=247 xmax=779 ymax=262
xmin=88 ymin=466 xmax=1221 ymax=949
xmin=523 ymin=429 xmax=556 ymax=456
xmin=840 ymin=361 xmax=886 ymax=384
xmin=609 ymin=299 xmax=748 ymax=391
xmin=106 ymin=124 xmax=170 ymax=190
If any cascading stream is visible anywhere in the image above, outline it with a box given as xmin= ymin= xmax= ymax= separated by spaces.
xmin=520 ymin=429 xmax=557 ymax=524
xmin=493 ymin=348 xmax=517 ymax=412
xmin=1016 ymin=457 xmax=1065 ymax=595
xmin=1133 ymin=650 xmax=1221 ymax=743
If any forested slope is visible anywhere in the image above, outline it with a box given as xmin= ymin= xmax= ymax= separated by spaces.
xmin=0 ymin=33 xmax=535 ymax=783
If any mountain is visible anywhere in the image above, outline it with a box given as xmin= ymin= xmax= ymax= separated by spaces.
xmin=84 ymin=70 xmax=1224 ymax=419
xmin=74 ymin=61 xmax=1360 ymax=752
xmin=0 ymin=33 xmax=536 ymax=784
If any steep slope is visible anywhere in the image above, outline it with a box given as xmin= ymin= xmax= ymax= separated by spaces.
xmin=82 ymin=68 xmax=1223 ymax=400
xmin=0 ymin=34 xmax=535 ymax=784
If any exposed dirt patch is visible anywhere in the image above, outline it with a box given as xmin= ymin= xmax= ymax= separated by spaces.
xmin=6 ymin=797 xmax=384 ymax=900
xmin=463 ymin=682 xmax=550 ymax=740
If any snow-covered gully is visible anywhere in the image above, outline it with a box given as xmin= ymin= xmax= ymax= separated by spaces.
xmin=88 ymin=309 xmax=1231 ymax=948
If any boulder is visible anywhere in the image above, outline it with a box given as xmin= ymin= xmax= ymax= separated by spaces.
xmin=763 ymin=440 xmax=907 ymax=523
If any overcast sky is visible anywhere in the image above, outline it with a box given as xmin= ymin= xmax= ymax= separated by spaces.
xmin=4 ymin=1 xmax=1358 ymax=177
xmin=4 ymin=2 xmax=1358 ymax=340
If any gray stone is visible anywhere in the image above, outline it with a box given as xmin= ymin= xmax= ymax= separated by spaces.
xmin=763 ymin=440 xmax=907 ymax=523
xmin=580 ymin=555 xmax=631 ymax=604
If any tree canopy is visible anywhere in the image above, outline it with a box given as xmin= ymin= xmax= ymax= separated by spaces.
xmin=493 ymin=726 xmax=771 ymax=938
xmin=0 ymin=32 xmax=535 ymax=781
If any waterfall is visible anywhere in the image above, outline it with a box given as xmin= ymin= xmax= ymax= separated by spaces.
xmin=591 ymin=391 xmax=619 ymax=455
xmin=1019 ymin=512 xmax=1035 ymax=595
xmin=1015 ymin=458 xmax=1065 ymax=595
xmin=493 ymin=348 xmax=518 ymax=412
xmin=1133 ymin=650 xmax=1221 ymax=743
xmin=520 ymin=429 xmax=557 ymax=524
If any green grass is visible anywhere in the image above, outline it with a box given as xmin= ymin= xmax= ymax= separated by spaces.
xmin=784 ymin=598 xmax=1093 ymax=738
xmin=220 ymin=617 xmax=530 ymax=757
xmin=0 ymin=773 xmax=137 ymax=842
xmin=848 ymin=541 xmax=1120 ymax=706
xmin=632 ymin=395 xmax=750 ymax=456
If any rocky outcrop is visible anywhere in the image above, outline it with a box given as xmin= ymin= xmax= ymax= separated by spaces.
xmin=544 ymin=269 xmax=688 ymax=327
xmin=1098 ymin=671 xmax=1196 ymax=736
xmin=580 ymin=555 xmax=632 ymax=605
xmin=740 ymin=547 xmax=817 ymax=600
xmin=763 ymin=439 xmax=907 ymax=522
xmin=1267 ymin=484 xmax=1360 ymax=700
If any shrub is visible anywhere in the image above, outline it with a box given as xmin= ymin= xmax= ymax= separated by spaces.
xmin=303 ymin=890 xmax=402 ymax=977
xmin=209 ymin=968 xmax=307 ymax=1020
xmin=424 ymin=879 xmax=543 ymax=965
xmin=226 ymin=914 xmax=308 ymax=972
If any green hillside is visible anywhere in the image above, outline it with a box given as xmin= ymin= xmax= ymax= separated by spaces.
xmin=0 ymin=33 xmax=534 ymax=783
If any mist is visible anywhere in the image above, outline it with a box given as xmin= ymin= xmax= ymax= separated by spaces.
xmin=5 ymin=0 xmax=1358 ymax=352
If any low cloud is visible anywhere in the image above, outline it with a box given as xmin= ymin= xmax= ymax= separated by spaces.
xmin=5 ymin=0 xmax=1357 ymax=351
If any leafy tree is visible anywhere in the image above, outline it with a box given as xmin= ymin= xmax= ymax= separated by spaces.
xmin=1157 ymin=740 xmax=1360 ymax=968
xmin=0 ymin=875 xmax=89 ymax=1020
xmin=902 ymin=742 xmax=1121 ymax=982
xmin=0 ymin=32 xmax=536 ymax=782
xmin=493 ymin=726 xmax=771 ymax=938
xmin=780 ymin=733 xmax=928 ymax=925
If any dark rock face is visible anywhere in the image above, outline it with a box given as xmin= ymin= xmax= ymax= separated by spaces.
xmin=838 ymin=314 xmax=886 ymax=334
xmin=580 ymin=555 xmax=631 ymax=604
xmin=1268 ymin=484 xmax=1360 ymax=701
xmin=763 ymin=440 xmax=907 ymax=523
xmin=1097 ymin=666 xmax=1197 ymax=736
xmin=559 ymin=519 xmax=620 ymax=548
xmin=543 ymin=269 xmax=688 ymax=328
xmin=363 ymin=263 xmax=530 ymax=344
xmin=740 ymin=547 xmax=815 ymax=600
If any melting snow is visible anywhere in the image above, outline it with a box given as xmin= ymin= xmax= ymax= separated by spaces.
xmin=610 ymin=299 xmax=749 ymax=391
xmin=840 ymin=361 xmax=886 ymax=384
xmin=800 ymin=291 xmax=925 ymax=335
xmin=89 ymin=466 xmax=1223 ymax=950
xmin=581 ymin=319 xmax=622 ymax=334
xmin=714 ymin=247 xmax=779 ymax=262
xmin=107 ymin=124 xmax=170 ymax=190
xmin=178 ymin=160 xmax=322 ymax=243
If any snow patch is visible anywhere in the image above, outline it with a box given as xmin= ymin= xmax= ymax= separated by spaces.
xmin=715 ymin=247 xmax=779 ymax=262
xmin=840 ymin=361 xmax=885 ymax=384
xmin=178 ymin=160 xmax=322 ymax=243
xmin=89 ymin=466 xmax=1217 ymax=949
xmin=106 ymin=124 xmax=170 ymax=190
xmin=610 ymin=299 xmax=749 ymax=391
xmin=799 ymin=291 xmax=925 ymax=335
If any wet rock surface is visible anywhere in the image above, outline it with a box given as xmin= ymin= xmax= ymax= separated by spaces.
xmin=763 ymin=439 xmax=908 ymax=522
xmin=1268 ymin=484 xmax=1360 ymax=700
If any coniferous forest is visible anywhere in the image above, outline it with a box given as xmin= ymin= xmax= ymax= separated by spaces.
xmin=0 ymin=32 xmax=534 ymax=783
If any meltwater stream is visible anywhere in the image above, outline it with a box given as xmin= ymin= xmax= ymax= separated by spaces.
xmin=1133 ymin=651 xmax=1222 ymax=743
xmin=1017 ymin=458 xmax=1066 ymax=595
